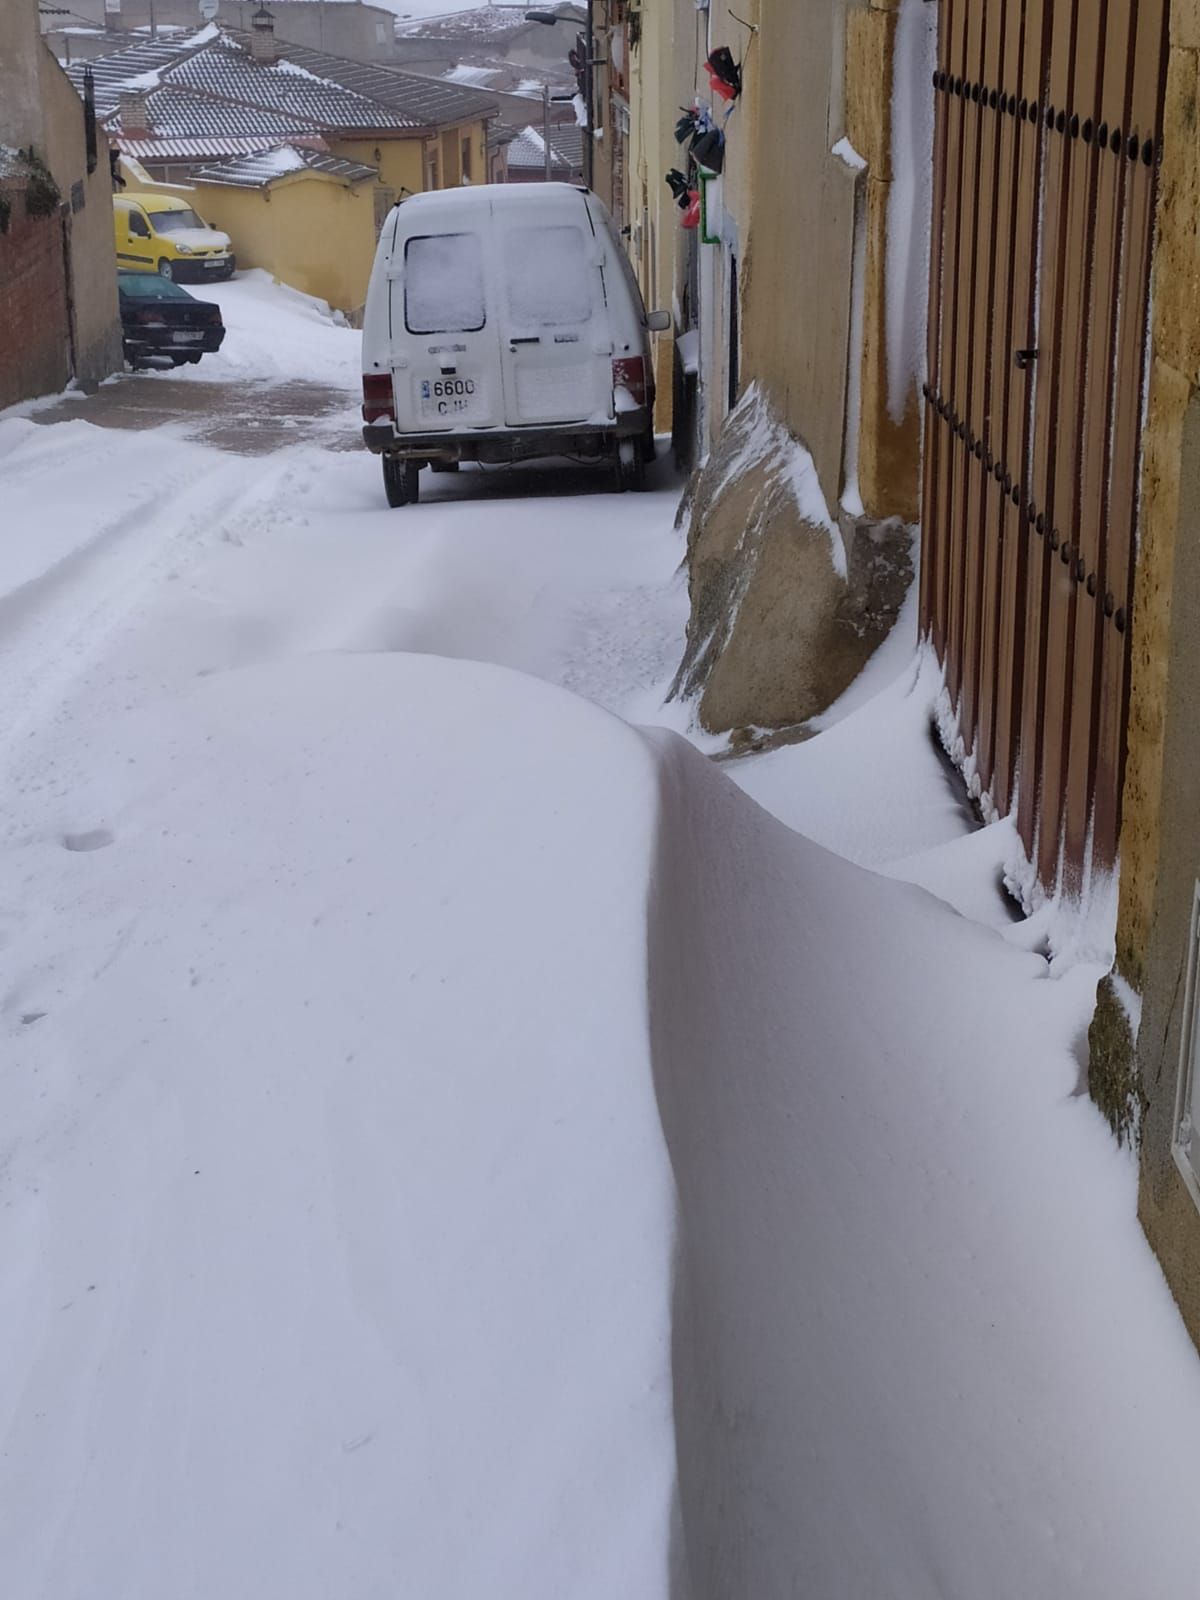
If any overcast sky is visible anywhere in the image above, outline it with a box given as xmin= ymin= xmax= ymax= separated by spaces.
xmin=377 ymin=1 xmax=505 ymax=17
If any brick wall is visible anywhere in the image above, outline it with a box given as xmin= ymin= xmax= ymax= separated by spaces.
xmin=0 ymin=181 xmax=71 ymax=410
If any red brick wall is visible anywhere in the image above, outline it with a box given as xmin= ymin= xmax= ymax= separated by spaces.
xmin=0 ymin=182 xmax=71 ymax=410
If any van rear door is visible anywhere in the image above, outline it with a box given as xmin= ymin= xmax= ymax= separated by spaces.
xmin=390 ymin=228 xmax=503 ymax=433
xmin=496 ymin=207 xmax=613 ymax=428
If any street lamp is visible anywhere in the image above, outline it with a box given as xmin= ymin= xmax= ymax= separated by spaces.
xmin=524 ymin=5 xmax=596 ymax=191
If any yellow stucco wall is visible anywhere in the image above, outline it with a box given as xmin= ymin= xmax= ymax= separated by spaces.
xmin=188 ymin=171 xmax=379 ymax=317
xmin=331 ymin=120 xmax=488 ymax=198
xmin=330 ymin=136 xmax=425 ymax=199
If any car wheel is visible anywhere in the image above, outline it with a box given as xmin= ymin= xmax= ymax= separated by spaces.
xmin=382 ymin=456 xmax=420 ymax=508
xmin=158 ymin=258 xmax=175 ymax=281
xmin=614 ymin=437 xmax=646 ymax=493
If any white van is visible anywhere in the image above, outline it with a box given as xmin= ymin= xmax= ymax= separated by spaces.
xmin=360 ymin=183 xmax=671 ymax=506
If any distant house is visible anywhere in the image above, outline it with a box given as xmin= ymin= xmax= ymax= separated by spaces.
xmin=0 ymin=0 xmax=122 ymax=405
xmin=504 ymin=123 xmax=583 ymax=185
xmin=43 ymin=0 xmax=403 ymax=69
xmin=70 ymin=12 xmax=498 ymax=317
xmin=188 ymin=145 xmax=381 ymax=315
xmin=394 ymin=4 xmax=586 ymax=74
xmin=72 ymin=16 xmax=498 ymax=191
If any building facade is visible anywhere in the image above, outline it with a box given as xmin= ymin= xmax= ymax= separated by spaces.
xmin=0 ymin=0 xmax=122 ymax=405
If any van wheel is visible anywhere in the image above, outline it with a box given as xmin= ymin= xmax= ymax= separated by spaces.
xmin=383 ymin=456 xmax=420 ymax=508
xmin=614 ymin=437 xmax=646 ymax=493
xmin=157 ymin=258 xmax=175 ymax=281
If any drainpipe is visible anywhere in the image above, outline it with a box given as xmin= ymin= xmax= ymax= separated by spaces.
xmin=584 ymin=0 xmax=594 ymax=191
xmin=543 ymin=81 xmax=552 ymax=182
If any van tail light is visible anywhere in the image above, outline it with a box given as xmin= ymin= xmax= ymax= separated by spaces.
xmin=612 ymin=356 xmax=647 ymax=409
xmin=362 ymin=372 xmax=396 ymax=424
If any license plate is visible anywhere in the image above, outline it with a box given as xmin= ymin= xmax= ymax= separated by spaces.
xmin=419 ymin=375 xmax=480 ymax=422
xmin=203 ymin=258 xmax=226 ymax=269
xmin=174 ymin=332 xmax=206 ymax=343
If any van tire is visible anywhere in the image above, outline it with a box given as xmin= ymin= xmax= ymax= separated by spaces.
xmin=615 ymin=438 xmax=646 ymax=494
xmin=157 ymin=259 xmax=175 ymax=281
xmin=383 ymin=456 xmax=420 ymax=508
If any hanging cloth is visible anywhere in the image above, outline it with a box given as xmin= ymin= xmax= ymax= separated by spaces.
xmin=665 ymin=167 xmax=692 ymax=209
xmin=705 ymin=45 xmax=741 ymax=102
xmin=692 ymin=126 xmax=725 ymax=174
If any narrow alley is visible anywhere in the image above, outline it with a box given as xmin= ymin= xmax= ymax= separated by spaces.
xmin=2 ymin=273 xmax=1199 ymax=1600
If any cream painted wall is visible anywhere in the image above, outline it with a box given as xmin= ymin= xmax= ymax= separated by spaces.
xmin=36 ymin=34 xmax=123 ymax=384
xmin=330 ymin=137 xmax=426 ymax=199
xmin=188 ymin=172 xmax=379 ymax=316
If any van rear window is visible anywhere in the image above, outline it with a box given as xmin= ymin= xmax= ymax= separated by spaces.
xmin=404 ymin=233 xmax=486 ymax=334
xmin=504 ymin=226 xmax=592 ymax=328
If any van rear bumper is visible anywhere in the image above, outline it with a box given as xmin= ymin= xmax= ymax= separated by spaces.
xmin=361 ymin=410 xmax=651 ymax=465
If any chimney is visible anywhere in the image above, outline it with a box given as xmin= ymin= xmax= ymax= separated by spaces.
xmin=250 ymin=6 xmax=279 ymax=66
xmin=118 ymin=90 xmax=152 ymax=139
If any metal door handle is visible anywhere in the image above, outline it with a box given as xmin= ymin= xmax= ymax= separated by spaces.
xmin=510 ymin=336 xmax=541 ymax=345
xmin=1014 ymin=348 xmax=1038 ymax=370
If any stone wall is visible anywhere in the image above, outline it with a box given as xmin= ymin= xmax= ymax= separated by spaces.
xmin=0 ymin=184 xmax=71 ymax=409
xmin=1103 ymin=6 xmax=1200 ymax=1350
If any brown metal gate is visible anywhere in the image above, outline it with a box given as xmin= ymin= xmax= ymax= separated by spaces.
xmin=920 ymin=0 xmax=1168 ymax=897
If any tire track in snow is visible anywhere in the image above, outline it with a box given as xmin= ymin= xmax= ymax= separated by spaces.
xmin=0 ymin=428 xmax=300 ymax=771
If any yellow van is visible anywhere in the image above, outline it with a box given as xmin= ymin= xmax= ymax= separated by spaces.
xmin=113 ymin=194 xmax=235 ymax=283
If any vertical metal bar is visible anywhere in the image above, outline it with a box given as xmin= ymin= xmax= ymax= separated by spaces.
xmin=959 ymin=2 xmax=1007 ymax=778
xmin=920 ymin=7 xmax=952 ymax=639
xmin=1015 ymin=0 xmax=1073 ymax=865
xmin=995 ymin=0 xmax=1049 ymax=824
xmin=1061 ymin=0 xmax=1124 ymax=889
xmin=977 ymin=0 xmax=1030 ymax=806
xmin=1035 ymin=0 xmax=1100 ymax=890
xmin=932 ymin=0 xmax=972 ymax=661
xmin=944 ymin=2 xmax=987 ymax=711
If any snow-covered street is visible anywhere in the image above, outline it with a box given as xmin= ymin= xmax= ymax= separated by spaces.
xmin=3 ymin=276 xmax=1200 ymax=1599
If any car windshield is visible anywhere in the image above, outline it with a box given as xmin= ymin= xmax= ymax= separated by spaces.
xmin=118 ymin=273 xmax=196 ymax=301
xmin=151 ymin=208 xmax=207 ymax=234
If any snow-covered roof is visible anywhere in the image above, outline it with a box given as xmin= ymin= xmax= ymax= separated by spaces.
xmin=68 ymin=23 xmax=498 ymax=141
xmin=505 ymin=122 xmax=582 ymax=173
xmin=394 ymin=4 xmax=584 ymax=40
xmin=115 ymin=134 xmax=312 ymax=161
xmin=111 ymin=84 xmax=325 ymax=142
xmin=443 ymin=62 xmax=502 ymax=87
xmin=428 ymin=54 xmax=573 ymax=99
xmin=193 ymin=143 xmax=377 ymax=188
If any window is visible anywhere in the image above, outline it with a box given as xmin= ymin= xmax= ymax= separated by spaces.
xmin=404 ymin=233 xmax=486 ymax=333
xmin=375 ymin=20 xmax=387 ymax=43
xmin=504 ymin=226 xmax=591 ymax=328
xmin=117 ymin=272 xmax=194 ymax=299
xmin=127 ymin=210 xmax=150 ymax=238
xmin=373 ymin=185 xmax=395 ymax=237
xmin=461 ymin=136 xmax=473 ymax=182
xmin=150 ymin=207 xmax=206 ymax=233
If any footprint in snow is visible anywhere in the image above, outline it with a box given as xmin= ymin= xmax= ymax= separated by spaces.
xmin=61 ymin=828 xmax=115 ymax=853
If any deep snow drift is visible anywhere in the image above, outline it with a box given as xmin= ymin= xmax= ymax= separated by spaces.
xmin=3 ymin=272 xmax=1200 ymax=1600
xmin=0 ymin=656 xmax=675 ymax=1600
